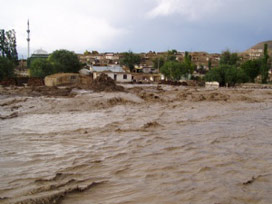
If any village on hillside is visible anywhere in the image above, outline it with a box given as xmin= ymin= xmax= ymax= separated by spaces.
xmin=1 ymin=24 xmax=271 ymax=87
xmin=9 ymin=40 xmax=272 ymax=88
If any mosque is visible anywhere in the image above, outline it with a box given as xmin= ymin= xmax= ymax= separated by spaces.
xmin=26 ymin=20 xmax=50 ymax=65
xmin=30 ymin=49 xmax=49 ymax=59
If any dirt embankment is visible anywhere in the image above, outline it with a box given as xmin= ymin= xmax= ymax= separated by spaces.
xmin=88 ymin=73 xmax=125 ymax=92
xmin=0 ymin=73 xmax=125 ymax=97
xmin=0 ymin=77 xmax=44 ymax=86
xmin=1 ymin=84 xmax=269 ymax=106
xmin=126 ymin=85 xmax=268 ymax=104
xmin=0 ymin=86 xmax=74 ymax=97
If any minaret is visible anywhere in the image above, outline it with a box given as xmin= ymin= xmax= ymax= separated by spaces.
xmin=27 ymin=20 xmax=30 ymax=58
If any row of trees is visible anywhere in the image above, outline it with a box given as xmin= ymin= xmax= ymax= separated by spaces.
xmin=205 ymin=45 xmax=270 ymax=86
xmin=0 ymin=29 xmax=18 ymax=80
xmin=30 ymin=50 xmax=82 ymax=77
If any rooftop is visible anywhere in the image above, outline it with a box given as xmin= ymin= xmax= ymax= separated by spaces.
xmin=33 ymin=49 xmax=48 ymax=55
xmin=90 ymin=65 xmax=124 ymax=73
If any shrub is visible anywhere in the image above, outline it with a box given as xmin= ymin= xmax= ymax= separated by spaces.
xmin=29 ymin=49 xmax=82 ymax=78
xmin=205 ymin=65 xmax=249 ymax=86
xmin=241 ymin=59 xmax=262 ymax=82
xmin=0 ymin=56 xmax=14 ymax=80
xmin=29 ymin=58 xmax=54 ymax=78
xmin=160 ymin=61 xmax=186 ymax=80
xmin=48 ymin=49 xmax=81 ymax=73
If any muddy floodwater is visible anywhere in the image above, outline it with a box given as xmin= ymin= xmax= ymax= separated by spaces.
xmin=1 ymin=85 xmax=272 ymax=204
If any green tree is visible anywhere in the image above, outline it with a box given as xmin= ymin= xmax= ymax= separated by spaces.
xmin=120 ymin=51 xmax=141 ymax=72
xmin=241 ymin=59 xmax=262 ymax=82
xmin=83 ymin=50 xmax=91 ymax=55
xmin=0 ymin=30 xmax=6 ymax=57
xmin=152 ymin=57 xmax=165 ymax=69
xmin=205 ymin=67 xmax=223 ymax=84
xmin=208 ymin=58 xmax=212 ymax=70
xmin=0 ymin=56 xmax=14 ymax=80
xmin=220 ymin=50 xmax=239 ymax=66
xmin=225 ymin=66 xmax=249 ymax=86
xmin=205 ymin=65 xmax=248 ymax=86
xmin=92 ymin=50 xmax=99 ymax=55
xmin=0 ymin=29 xmax=18 ymax=65
xmin=183 ymin=51 xmax=195 ymax=75
xmin=159 ymin=51 xmax=196 ymax=80
xmin=0 ymin=29 xmax=17 ymax=80
xmin=166 ymin=49 xmax=178 ymax=61
xmin=197 ymin=64 xmax=207 ymax=74
xmin=48 ymin=49 xmax=81 ymax=73
xmin=160 ymin=61 xmax=187 ymax=80
xmin=29 ymin=58 xmax=54 ymax=78
xmin=261 ymin=43 xmax=269 ymax=83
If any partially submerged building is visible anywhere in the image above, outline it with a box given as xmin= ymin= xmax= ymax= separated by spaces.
xmin=90 ymin=65 xmax=132 ymax=83
xmin=44 ymin=73 xmax=80 ymax=87
xmin=93 ymin=72 xmax=132 ymax=83
xmin=131 ymin=73 xmax=161 ymax=82
xmin=44 ymin=72 xmax=93 ymax=87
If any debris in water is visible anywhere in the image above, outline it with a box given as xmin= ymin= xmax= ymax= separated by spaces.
xmin=0 ymin=112 xmax=18 ymax=120
xmin=143 ymin=121 xmax=161 ymax=128
xmin=243 ymin=176 xmax=257 ymax=185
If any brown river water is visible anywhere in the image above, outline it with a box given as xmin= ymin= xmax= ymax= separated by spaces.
xmin=0 ymin=85 xmax=272 ymax=204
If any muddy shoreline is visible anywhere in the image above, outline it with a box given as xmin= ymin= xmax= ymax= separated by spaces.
xmin=1 ymin=85 xmax=272 ymax=204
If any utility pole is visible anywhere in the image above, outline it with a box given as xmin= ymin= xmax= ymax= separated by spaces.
xmin=27 ymin=20 xmax=30 ymax=59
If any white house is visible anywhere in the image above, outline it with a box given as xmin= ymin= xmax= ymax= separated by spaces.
xmin=93 ymin=72 xmax=132 ymax=83
xmin=105 ymin=53 xmax=119 ymax=60
xmin=90 ymin=65 xmax=124 ymax=73
xmin=90 ymin=65 xmax=132 ymax=82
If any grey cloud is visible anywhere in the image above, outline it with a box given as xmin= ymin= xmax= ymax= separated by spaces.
xmin=1 ymin=0 xmax=271 ymax=57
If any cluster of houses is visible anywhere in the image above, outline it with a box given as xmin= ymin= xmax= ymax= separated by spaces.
xmin=77 ymin=50 xmax=222 ymax=83
xmin=78 ymin=51 xmax=222 ymax=72
xmin=15 ymin=41 xmax=272 ymax=85
xmin=89 ymin=65 xmax=161 ymax=83
xmin=240 ymin=41 xmax=272 ymax=61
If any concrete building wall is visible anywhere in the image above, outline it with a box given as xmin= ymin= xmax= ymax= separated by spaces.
xmin=132 ymin=73 xmax=161 ymax=82
xmin=45 ymin=73 xmax=80 ymax=87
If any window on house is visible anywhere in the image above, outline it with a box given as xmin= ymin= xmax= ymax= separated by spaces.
xmin=123 ymin=74 xmax=127 ymax=79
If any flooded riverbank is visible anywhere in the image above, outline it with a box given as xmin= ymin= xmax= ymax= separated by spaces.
xmin=1 ymin=85 xmax=272 ymax=204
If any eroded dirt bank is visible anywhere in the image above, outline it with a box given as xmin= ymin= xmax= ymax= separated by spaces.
xmin=1 ymin=85 xmax=272 ymax=204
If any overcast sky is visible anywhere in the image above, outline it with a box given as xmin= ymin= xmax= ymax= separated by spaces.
xmin=1 ymin=0 xmax=272 ymax=58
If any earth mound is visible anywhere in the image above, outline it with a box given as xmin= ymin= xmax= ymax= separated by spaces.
xmin=0 ymin=86 xmax=73 ymax=97
xmin=27 ymin=78 xmax=44 ymax=86
xmin=91 ymin=73 xmax=124 ymax=92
